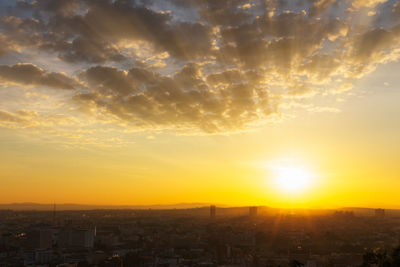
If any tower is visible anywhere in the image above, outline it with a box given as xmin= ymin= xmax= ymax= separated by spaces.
xmin=210 ymin=205 xmax=216 ymax=219
xmin=53 ymin=203 xmax=56 ymax=225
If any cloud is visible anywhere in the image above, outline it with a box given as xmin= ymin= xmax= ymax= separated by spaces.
xmin=352 ymin=0 xmax=388 ymax=9
xmin=0 ymin=0 xmax=399 ymax=135
xmin=308 ymin=0 xmax=338 ymax=17
xmin=0 ymin=63 xmax=78 ymax=90
xmin=0 ymin=34 xmax=12 ymax=57
xmin=79 ymin=66 xmax=138 ymax=95
xmin=298 ymin=54 xmax=341 ymax=82
xmin=72 ymin=63 xmax=277 ymax=133
xmin=393 ymin=2 xmax=400 ymax=17
xmin=1 ymin=0 xmax=214 ymax=63
xmin=0 ymin=110 xmax=29 ymax=124
xmin=345 ymin=25 xmax=400 ymax=77
xmin=350 ymin=27 xmax=398 ymax=62
xmin=0 ymin=109 xmax=135 ymax=147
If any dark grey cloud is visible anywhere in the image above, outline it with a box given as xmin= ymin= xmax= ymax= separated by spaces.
xmin=80 ymin=66 xmax=138 ymax=95
xmin=0 ymin=63 xmax=77 ymax=90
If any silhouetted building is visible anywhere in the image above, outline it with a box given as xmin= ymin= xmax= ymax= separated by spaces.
xmin=334 ymin=210 xmax=355 ymax=219
xmin=375 ymin=208 xmax=385 ymax=219
xmin=210 ymin=205 xmax=216 ymax=219
xmin=25 ymin=228 xmax=53 ymax=249
xmin=58 ymin=228 xmax=95 ymax=248
xmin=35 ymin=249 xmax=53 ymax=264
xmin=53 ymin=203 xmax=56 ymax=226
xmin=249 ymin=206 xmax=258 ymax=217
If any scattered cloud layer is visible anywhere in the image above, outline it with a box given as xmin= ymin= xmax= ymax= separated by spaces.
xmin=0 ymin=0 xmax=399 ymax=138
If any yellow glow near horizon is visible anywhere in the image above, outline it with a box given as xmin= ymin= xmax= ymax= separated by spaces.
xmin=273 ymin=165 xmax=313 ymax=193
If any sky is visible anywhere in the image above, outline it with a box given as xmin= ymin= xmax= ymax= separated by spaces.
xmin=0 ymin=0 xmax=399 ymax=208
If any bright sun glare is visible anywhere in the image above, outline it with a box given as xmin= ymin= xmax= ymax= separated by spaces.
xmin=273 ymin=165 xmax=313 ymax=193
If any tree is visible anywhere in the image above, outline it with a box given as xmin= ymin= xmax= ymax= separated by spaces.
xmin=289 ymin=259 xmax=304 ymax=267
xmin=361 ymin=246 xmax=400 ymax=267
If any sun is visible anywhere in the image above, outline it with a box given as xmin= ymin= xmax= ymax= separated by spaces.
xmin=273 ymin=165 xmax=313 ymax=193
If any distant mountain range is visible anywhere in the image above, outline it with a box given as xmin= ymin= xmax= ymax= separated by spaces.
xmin=0 ymin=202 xmax=218 ymax=211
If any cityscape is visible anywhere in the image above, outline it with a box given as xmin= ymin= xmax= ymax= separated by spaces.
xmin=1 ymin=206 xmax=400 ymax=266
xmin=1 ymin=0 xmax=400 ymax=266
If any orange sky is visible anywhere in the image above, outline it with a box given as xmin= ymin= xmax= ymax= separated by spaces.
xmin=0 ymin=0 xmax=399 ymax=208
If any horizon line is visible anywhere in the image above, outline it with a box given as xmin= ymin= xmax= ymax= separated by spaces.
xmin=0 ymin=202 xmax=395 ymax=211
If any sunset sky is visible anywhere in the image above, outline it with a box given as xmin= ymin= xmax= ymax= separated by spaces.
xmin=0 ymin=0 xmax=399 ymax=208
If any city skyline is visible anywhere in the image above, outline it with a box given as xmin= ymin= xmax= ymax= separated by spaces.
xmin=0 ymin=0 xmax=400 ymax=209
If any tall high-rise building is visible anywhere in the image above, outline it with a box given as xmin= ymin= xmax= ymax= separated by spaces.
xmin=249 ymin=206 xmax=258 ymax=217
xmin=52 ymin=203 xmax=56 ymax=226
xmin=210 ymin=205 xmax=216 ymax=219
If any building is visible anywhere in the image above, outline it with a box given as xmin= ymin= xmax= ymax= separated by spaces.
xmin=35 ymin=249 xmax=53 ymax=264
xmin=210 ymin=205 xmax=216 ymax=219
xmin=25 ymin=228 xmax=53 ymax=249
xmin=249 ymin=206 xmax=258 ymax=217
xmin=58 ymin=228 xmax=95 ymax=248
